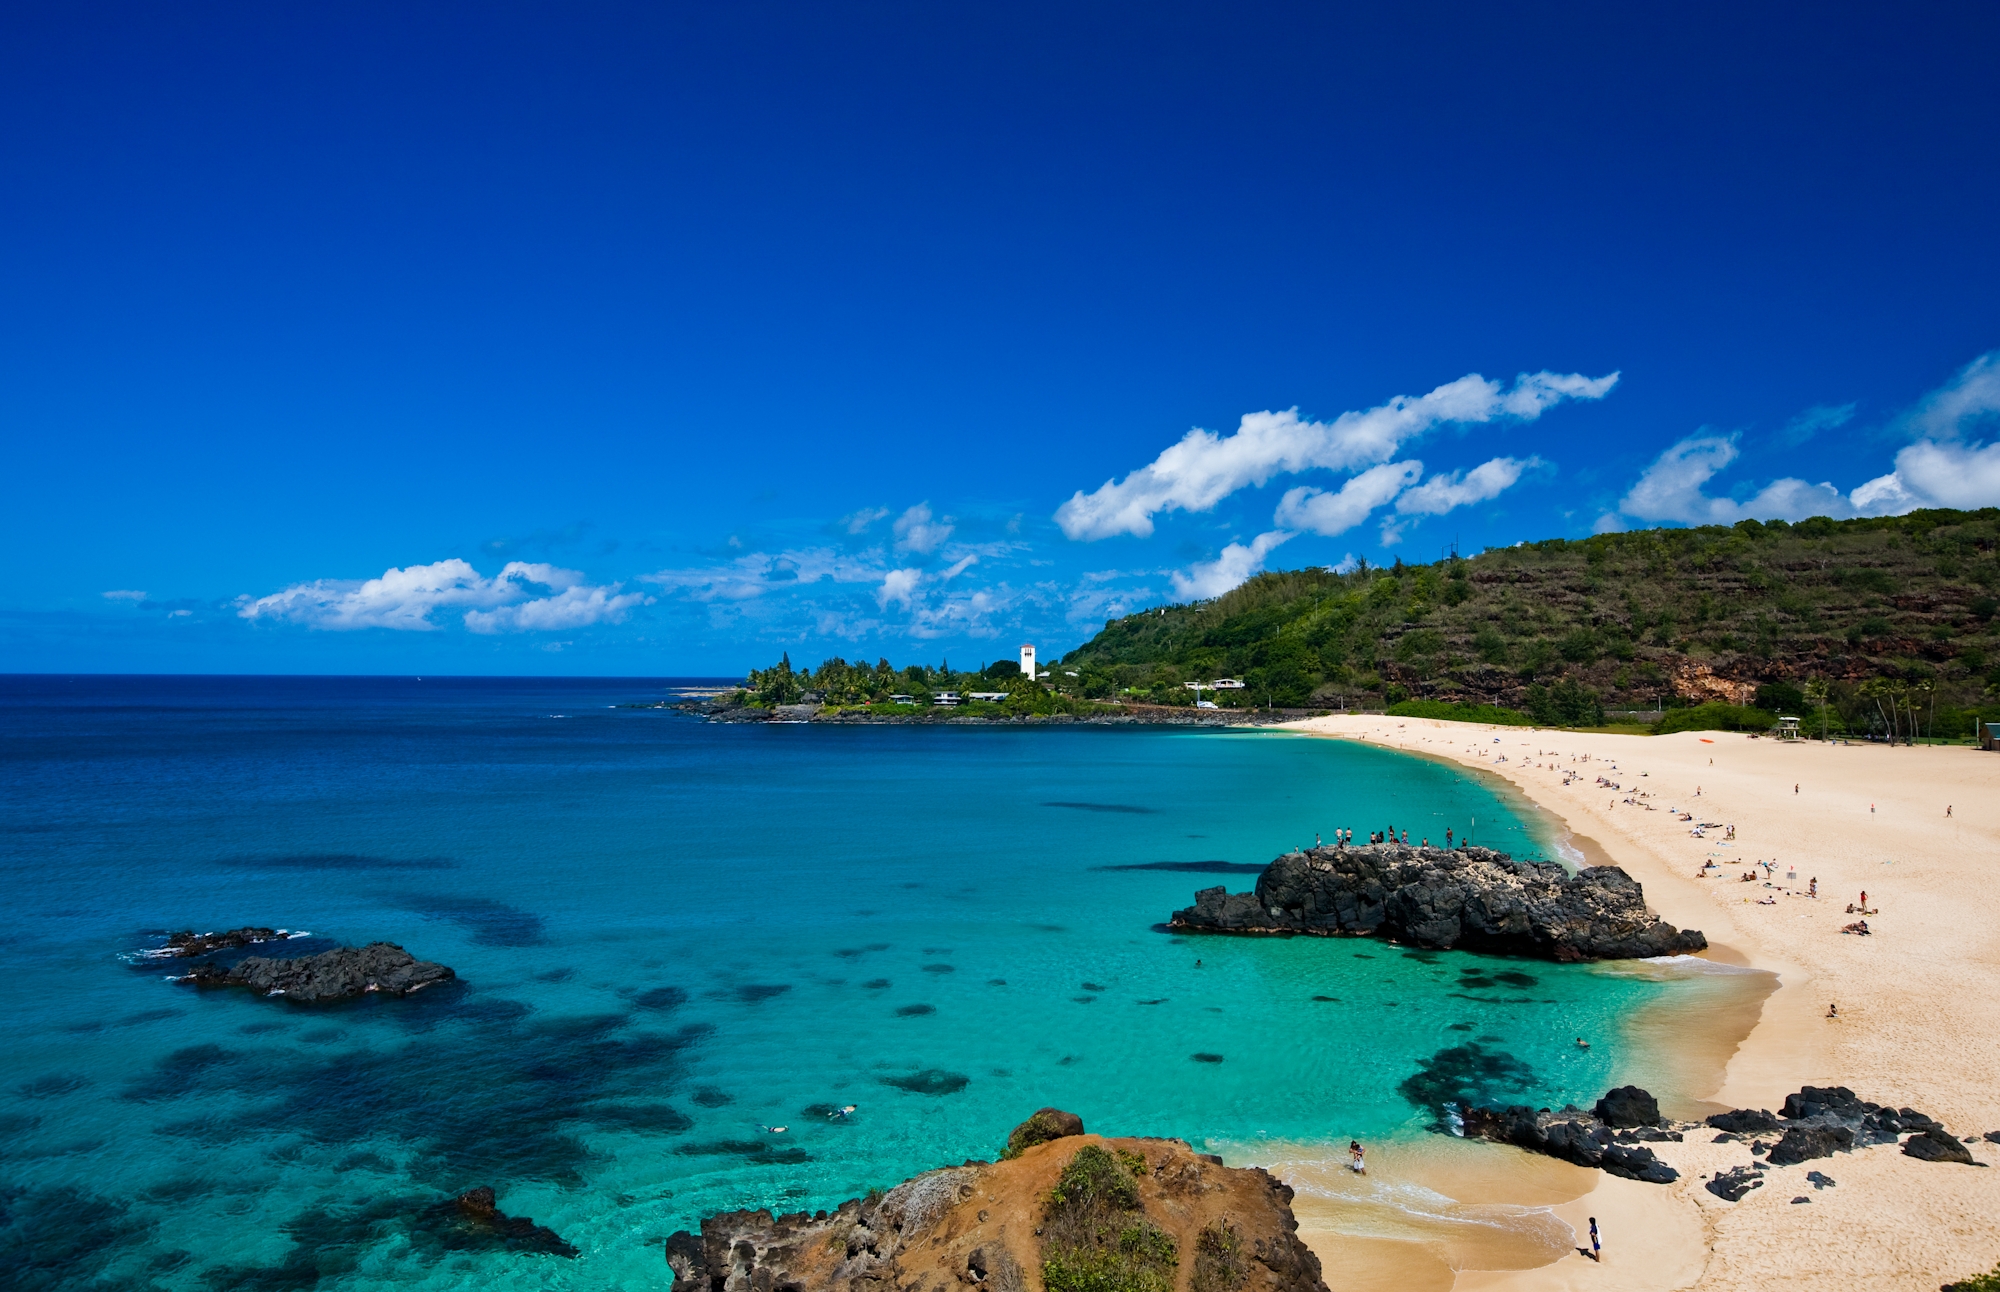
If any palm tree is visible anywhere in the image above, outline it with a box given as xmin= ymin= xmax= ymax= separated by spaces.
xmin=1804 ymin=677 xmax=1831 ymax=741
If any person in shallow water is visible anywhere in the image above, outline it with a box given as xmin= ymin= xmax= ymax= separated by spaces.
xmin=1348 ymin=1141 xmax=1365 ymax=1174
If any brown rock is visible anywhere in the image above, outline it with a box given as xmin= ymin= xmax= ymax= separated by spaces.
xmin=1001 ymin=1108 xmax=1085 ymax=1160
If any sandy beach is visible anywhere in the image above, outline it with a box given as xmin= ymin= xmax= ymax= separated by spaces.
xmin=1275 ymin=716 xmax=2000 ymax=1292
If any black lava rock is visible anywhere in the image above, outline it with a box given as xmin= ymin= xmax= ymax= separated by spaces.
xmin=1461 ymin=1097 xmax=1677 ymax=1184
xmin=1767 ymin=1124 xmax=1854 ymax=1166
xmin=1706 ymin=1108 xmax=1781 ymax=1135
xmin=1706 ymin=1167 xmax=1763 ymax=1202
xmin=179 ymin=942 xmax=455 ymax=1003
xmin=1902 ymin=1129 xmax=1975 ymax=1164
xmin=1596 ymin=1086 xmax=1663 ymax=1128
xmin=1170 ymin=843 xmax=1705 ymax=961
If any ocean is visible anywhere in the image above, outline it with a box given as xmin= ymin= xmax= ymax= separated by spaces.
xmin=1 ymin=675 xmax=1718 ymax=1290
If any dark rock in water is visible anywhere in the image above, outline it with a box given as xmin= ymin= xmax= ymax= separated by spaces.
xmin=1170 ymin=843 xmax=1705 ymax=961
xmin=666 ymin=1119 xmax=1327 ymax=1292
xmin=1706 ymin=1166 xmax=1763 ymax=1202
xmin=427 ymin=1185 xmax=577 ymax=1257
xmin=178 ymin=942 xmax=454 ymax=1003
xmin=1902 ymin=1129 xmax=1975 ymax=1164
xmin=1002 ymin=1108 xmax=1084 ymax=1160
xmin=1707 ymin=1108 xmax=1781 ymax=1134
xmin=155 ymin=928 xmax=288 ymax=958
xmin=1595 ymin=1086 xmax=1662 ymax=1128
xmin=1767 ymin=1124 xmax=1854 ymax=1166
xmin=880 ymin=1069 xmax=968 ymax=1095
xmin=1460 ymin=1096 xmax=1679 ymax=1184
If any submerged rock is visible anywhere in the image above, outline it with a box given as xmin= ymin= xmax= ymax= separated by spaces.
xmin=424 ymin=1185 xmax=577 ymax=1257
xmin=179 ymin=942 xmax=454 ymax=1003
xmin=1170 ymin=843 xmax=1705 ymax=961
xmin=666 ymin=1121 xmax=1326 ymax=1292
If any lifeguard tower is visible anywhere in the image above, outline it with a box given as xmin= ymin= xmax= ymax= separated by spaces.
xmin=1775 ymin=715 xmax=1801 ymax=741
xmin=1020 ymin=643 xmax=1037 ymax=680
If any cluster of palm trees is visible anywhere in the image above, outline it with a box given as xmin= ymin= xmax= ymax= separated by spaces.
xmin=1799 ymin=675 xmax=1937 ymax=743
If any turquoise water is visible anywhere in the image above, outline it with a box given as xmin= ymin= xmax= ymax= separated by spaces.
xmin=1 ymin=677 xmax=1675 ymax=1290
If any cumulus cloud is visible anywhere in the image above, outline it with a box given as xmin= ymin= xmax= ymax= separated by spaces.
xmin=645 ymin=548 xmax=888 ymax=601
xmin=1055 ymin=370 xmax=1617 ymax=540
xmin=1170 ymin=530 xmax=1295 ymax=601
xmin=893 ymin=503 xmax=954 ymax=554
xmin=1610 ymin=355 xmax=2000 ymax=528
xmin=1273 ymin=462 xmax=1424 ymax=536
xmin=877 ymin=567 xmax=922 ymax=610
xmin=1394 ymin=455 xmax=1542 ymax=517
xmin=238 ymin=559 xmax=645 ymax=632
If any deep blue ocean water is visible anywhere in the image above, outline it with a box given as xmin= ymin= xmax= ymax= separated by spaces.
xmin=2 ymin=676 xmax=1702 ymax=1290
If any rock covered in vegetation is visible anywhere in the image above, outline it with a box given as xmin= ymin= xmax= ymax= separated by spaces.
xmin=178 ymin=942 xmax=454 ymax=1002
xmin=1002 ymin=1107 xmax=1085 ymax=1159
xmin=1171 ymin=843 xmax=1706 ymax=961
xmin=665 ymin=1124 xmax=1326 ymax=1292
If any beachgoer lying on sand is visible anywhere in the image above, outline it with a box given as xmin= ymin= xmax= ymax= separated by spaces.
xmin=1826 ymin=1003 xmax=1838 ymax=1019
xmin=1757 ymin=896 xmax=1776 ymax=905
xmin=1841 ymin=920 xmax=1870 ymax=935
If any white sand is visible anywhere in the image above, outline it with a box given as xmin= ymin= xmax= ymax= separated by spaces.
xmin=1277 ymin=716 xmax=2000 ymax=1291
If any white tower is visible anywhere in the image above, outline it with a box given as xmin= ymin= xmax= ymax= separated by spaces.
xmin=1019 ymin=643 xmax=1036 ymax=679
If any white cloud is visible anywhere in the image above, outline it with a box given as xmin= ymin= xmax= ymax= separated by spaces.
xmin=939 ymin=554 xmax=978 ymax=581
xmin=102 ymin=589 xmax=147 ymax=602
xmin=1170 ymin=530 xmax=1295 ymax=601
xmin=877 ymin=568 xmax=922 ymax=610
xmin=239 ymin=559 xmax=642 ymax=633
xmin=1273 ymin=461 xmax=1424 ymax=536
xmin=645 ymin=548 xmax=888 ymax=601
xmin=843 ymin=506 xmax=891 ymax=534
xmin=1609 ymin=353 xmax=2000 ymax=528
xmin=893 ymin=503 xmax=954 ymax=554
xmin=1393 ymin=455 xmax=1541 ymax=517
xmin=465 ymin=585 xmax=648 ymax=633
xmin=1778 ymin=403 xmax=1856 ymax=447
xmin=1054 ymin=370 xmax=1617 ymax=540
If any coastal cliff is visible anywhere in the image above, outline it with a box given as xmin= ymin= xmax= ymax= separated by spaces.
xmin=1171 ymin=842 xmax=1706 ymax=961
xmin=666 ymin=1110 xmax=1326 ymax=1292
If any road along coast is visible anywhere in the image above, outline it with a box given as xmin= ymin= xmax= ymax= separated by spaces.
xmin=1275 ymin=715 xmax=2000 ymax=1292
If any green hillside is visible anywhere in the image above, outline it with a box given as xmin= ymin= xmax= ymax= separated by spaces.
xmin=1059 ymin=509 xmax=2000 ymax=737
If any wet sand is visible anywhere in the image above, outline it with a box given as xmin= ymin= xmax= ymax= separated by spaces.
xmin=1272 ymin=717 xmax=2000 ymax=1291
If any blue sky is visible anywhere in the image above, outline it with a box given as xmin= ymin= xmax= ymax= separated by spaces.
xmin=4 ymin=2 xmax=1998 ymax=676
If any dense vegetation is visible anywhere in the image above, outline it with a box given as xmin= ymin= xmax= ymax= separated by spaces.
xmin=740 ymin=509 xmax=2000 ymax=736
xmin=1056 ymin=508 xmax=2000 ymax=738
xmin=1039 ymin=1145 xmax=1179 ymax=1292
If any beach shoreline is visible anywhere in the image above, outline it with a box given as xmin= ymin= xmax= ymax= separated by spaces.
xmin=1272 ymin=716 xmax=2000 ymax=1292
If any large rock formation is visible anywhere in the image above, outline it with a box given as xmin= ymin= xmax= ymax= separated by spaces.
xmin=666 ymin=1111 xmax=1327 ymax=1292
xmin=178 ymin=942 xmax=454 ymax=1003
xmin=1460 ymin=1094 xmax=1682 ymax=1184
xmin=1170 ymin=842 xmax=1706 ymax=961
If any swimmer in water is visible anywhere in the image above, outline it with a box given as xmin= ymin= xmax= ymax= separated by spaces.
xmin=760 ymin=1124 xmax=789 ymax=1134
xmin=829 ymin=1105 xmax=858 ymax=1119
xmin=1576 ymin=1037 xmax=1590 ymax=1049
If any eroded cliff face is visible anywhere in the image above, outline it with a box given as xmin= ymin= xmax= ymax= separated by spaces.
xmin=1170 ymin=842 xmax=1705 ymax=962
xmin=666 ymin=1118 xmax=1326 ymax=1292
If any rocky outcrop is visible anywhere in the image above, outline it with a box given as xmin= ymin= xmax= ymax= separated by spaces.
xmin=145 ymin=927 xmax=295 ymax=958
xmin=665 ymin=1118 xmax=1327 ymax=1292
xmin=1460 ymin=1095 xmax=1681 ymax=1183
xmin=179 ymin=942 xmax=454 ymax=1003
xmin=1001 ymin=1107 xmax=1085 ymax=1159
xmin=1171 ymin=843 xmax=1706 ymax=961
xmin=1902 ymin=1129 xmax=1975 ymax=1164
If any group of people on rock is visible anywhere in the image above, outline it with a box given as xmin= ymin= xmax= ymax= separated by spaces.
xmin=1312 ymin=825 xmax=1463 ymax=851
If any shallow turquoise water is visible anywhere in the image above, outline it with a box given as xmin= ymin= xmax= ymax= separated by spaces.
xmin=0 ymin=677 xmax=1677 ymax=1290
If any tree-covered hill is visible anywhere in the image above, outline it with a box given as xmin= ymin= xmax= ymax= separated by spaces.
xmin=1059 ymin=509 xmax=2000 ymax=736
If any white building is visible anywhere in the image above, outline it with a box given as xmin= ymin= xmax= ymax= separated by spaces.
xmin=1020 ymin=643 xmax=1037 ymax=679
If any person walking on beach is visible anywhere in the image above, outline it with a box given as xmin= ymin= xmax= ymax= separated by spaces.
xmin=1588 ymin=1217 xmax=1600 ymax=1262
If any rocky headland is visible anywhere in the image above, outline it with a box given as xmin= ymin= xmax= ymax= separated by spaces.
xmin=665 ymin=1108 xmax=1326 ymax=1292
xmin=178 ymin=941 xmax=455 ymax=1003
xmin=1170 ymin=841 xmax=1707 ymax=961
